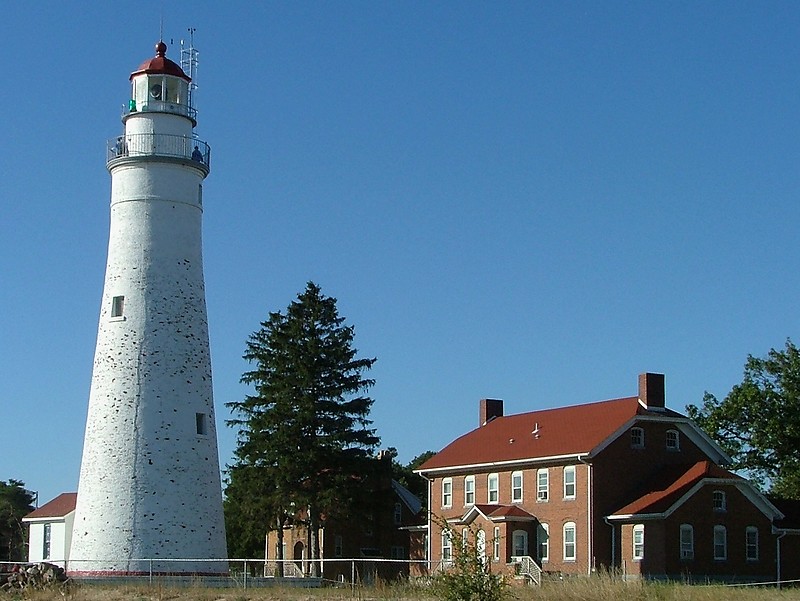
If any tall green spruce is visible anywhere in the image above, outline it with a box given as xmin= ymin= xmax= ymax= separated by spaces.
xmin=226 ymin=282 xmax=380 ymax=574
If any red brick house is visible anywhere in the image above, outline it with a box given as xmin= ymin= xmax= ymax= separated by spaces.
xmin=264 ymin=479 xmax=423 ymax=583
xmin=415 ymin=373 xmax=799 ymax=582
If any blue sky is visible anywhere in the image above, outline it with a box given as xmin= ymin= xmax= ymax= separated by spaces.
xmin=3 ymin=1 xmax=800 ymax=506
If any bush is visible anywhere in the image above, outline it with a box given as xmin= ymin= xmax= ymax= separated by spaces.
xmin=432 ymin=523 xmax=506 ymax=601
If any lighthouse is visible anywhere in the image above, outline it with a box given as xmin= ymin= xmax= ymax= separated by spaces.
xmin=69 ymin=40 xmax=227 ymax=575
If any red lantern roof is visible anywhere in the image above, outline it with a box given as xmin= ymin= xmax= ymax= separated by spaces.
xmin=130 ymin=41 xmax=190 ymax=82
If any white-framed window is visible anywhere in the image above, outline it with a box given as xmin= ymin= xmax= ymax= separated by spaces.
xmin=679 ymin=524 xmax=694 ymax=560
xmin=666 ymin=429 xmax=680 ymax=451
xmin=464 ymin=476 xmax=475 ymax=506
xmin=442 ymin=478 xmax=453 ymax=508
xmin=43 ymin=523 xmax=51 ymax=560
xmin=563 ymin=466 xmax=576 ymax=499
xmin=111 ymin=295 xmax=125 ymax=318
xmin=713 ymin=490 xmax=727 ymax=512
xmin=442 ymin=531 xmax=453 ymax=563
xmin=477 ymin=529 xmax=487 ymax=564
xmin=563 ymin=522 xmax=576 ymax=561
xmin=631 ymin=427 xmax=644 ymax=449
xmin=713 ymin=525 xmax=727 ymax=560
xmin=511 ymin=471 xmax=523 ymax=503
xmin=537 ymin=522 xmax=549 ymax=562
xmin=537 ymin=468 xmax=549 ymax=501
xmin=394 ymin=502 xmax=402 ymax=526
xmin=488 ymin=473 xmax=499 ymax=504
xmin=746 ymin=526 xmax=759 ymax=561
xmin=334 ymin=535 xmax=343 ymax=557
xmin=493 ymin=526 xmax=501 ymax=562
xmin=512 ymin=530 xmax=528 ymax=558
xmin=461 ymin=528 xmax=469 ymax=552
xmin=632 ymin=524 xmax=644 ymax=560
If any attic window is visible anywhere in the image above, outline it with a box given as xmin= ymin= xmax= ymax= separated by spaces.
xmin=666 ymin=429 xmax=680 ymax=451
xmin=713 ymin=490 xmax=727 ymax=512
xmin=631 ymin=427 xmax=644 ymax=449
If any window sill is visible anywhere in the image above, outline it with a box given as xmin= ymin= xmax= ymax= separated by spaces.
xmin=109 ymin=316 xmax=126 ymax=322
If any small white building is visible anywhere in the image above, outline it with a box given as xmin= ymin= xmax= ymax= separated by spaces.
xmin=22 ymin=493 xmax=77 ymax=566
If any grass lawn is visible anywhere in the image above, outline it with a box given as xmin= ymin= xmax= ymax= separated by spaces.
xmin=9 ymin=575 xmax=800 ymax=601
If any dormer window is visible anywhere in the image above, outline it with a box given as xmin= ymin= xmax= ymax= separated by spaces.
xmin=631 ymin=427 xmax=644 ymax=449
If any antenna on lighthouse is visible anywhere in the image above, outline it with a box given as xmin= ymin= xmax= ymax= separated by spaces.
xmin=181 ymin=28 xmax=199 ymax=117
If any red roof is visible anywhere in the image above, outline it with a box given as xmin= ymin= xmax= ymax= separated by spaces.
xmin=611 ymin=461 xmax=741 ymax=516
xmin=461 ymin=504 xmax=537 ymax=524
xmin=419 ymin=396 xmax=683 ymax=472
xmin=24 ymin=493 xmax=77 ymax=519
xmin=130 ymin=41 xmax=190 ymax=82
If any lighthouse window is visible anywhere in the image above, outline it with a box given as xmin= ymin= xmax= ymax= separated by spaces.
xmin=111 ymin=295 xmax=125 ymax=318
xmin=196 ymin=413 xmax=207 ymax=435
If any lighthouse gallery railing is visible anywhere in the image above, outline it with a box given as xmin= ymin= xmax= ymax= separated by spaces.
xmin=107 ymin=133 xmax=211 ymax=168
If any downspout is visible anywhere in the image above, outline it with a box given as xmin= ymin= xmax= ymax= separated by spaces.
xmin=776 ymin=529 xmax=786 ymax=589
xmin=578 ymin=454 xmax=592 ymax=575
xmin=420 ymin=473 xmax=433 ymax=571
xmin=604 ymin=518 xmax=616 ymax=568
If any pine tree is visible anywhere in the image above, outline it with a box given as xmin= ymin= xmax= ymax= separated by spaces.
xmin=226 ymin=282 xmax=380 ymax=574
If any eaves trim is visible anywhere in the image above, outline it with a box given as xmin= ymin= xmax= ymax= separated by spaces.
xmin=414 ymin=452 xmax=591 ymax=476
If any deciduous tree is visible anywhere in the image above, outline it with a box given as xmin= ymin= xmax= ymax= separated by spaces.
xmin=687 ymin=339 xmax=800 ymax=499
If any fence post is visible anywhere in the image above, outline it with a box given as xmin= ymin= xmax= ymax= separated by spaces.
xmin=149 ymin=559 xmax=153 ymax=585
xmin=244 ymin=559 xmax=248 ymax=589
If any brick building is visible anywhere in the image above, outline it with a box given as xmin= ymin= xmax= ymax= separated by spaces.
xmin=415 ymin=373 xmax=800 ymax=582
xmin=265 ymin=479 xmax=423 ymax=583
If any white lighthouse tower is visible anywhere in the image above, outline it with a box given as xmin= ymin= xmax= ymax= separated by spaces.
xmin=69 ymin=40 xmax=227 ymax=575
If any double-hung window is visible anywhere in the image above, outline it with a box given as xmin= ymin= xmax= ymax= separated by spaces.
xmin=511 ymin=471 xmax=523 ymax=503
xmin=713 ymin=490 xmax=727 ymax=512
xmin=442 ymin=531 xmax=453 ymax=563
xmin=563 ymin=522 xmax=576 ymax=561
xmin=537 ymin=523 xmax=549 ymax=562
xmin=745 ymin=526 xmax=758 ymax=561
xmin=464 ymin=476 xmax=475 ymax=506
xmin=537 ymin=468 xmax=549 ymax=501
xmin=631 ymin=427 xmax=644 ymax=448
xmin=713 ymin=525 xmax=727 ymax=560
xmin=488 ymin=473 xmax=499 ymax=504
xmin=563 ymin=466 xmax=576 ymax=499
xmin=442 ymin=478 xmax=453 ymax=508
xmin=679 ymin=524 xmax=694 ymax=560
xmin=632 ymin=524 xmax=644 ymax=560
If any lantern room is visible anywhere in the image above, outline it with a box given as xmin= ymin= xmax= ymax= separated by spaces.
xmin=128 ymin=41 xmax=194 ymax=123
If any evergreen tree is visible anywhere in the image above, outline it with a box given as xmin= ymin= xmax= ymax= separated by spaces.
xmin=226 ymin=282 xmax=379 ymax=574
xmin=0 ymin=480 xmax=35 ymax=561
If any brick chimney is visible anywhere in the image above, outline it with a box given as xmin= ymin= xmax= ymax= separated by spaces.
xmin=479 ymin=398 xmax=503 ymax=426
xmin=639 ymin=373 xmax=665 ymax=410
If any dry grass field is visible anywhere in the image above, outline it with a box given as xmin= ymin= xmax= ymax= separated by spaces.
xmin=8 ymin=576 xmax=800 ymax=601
